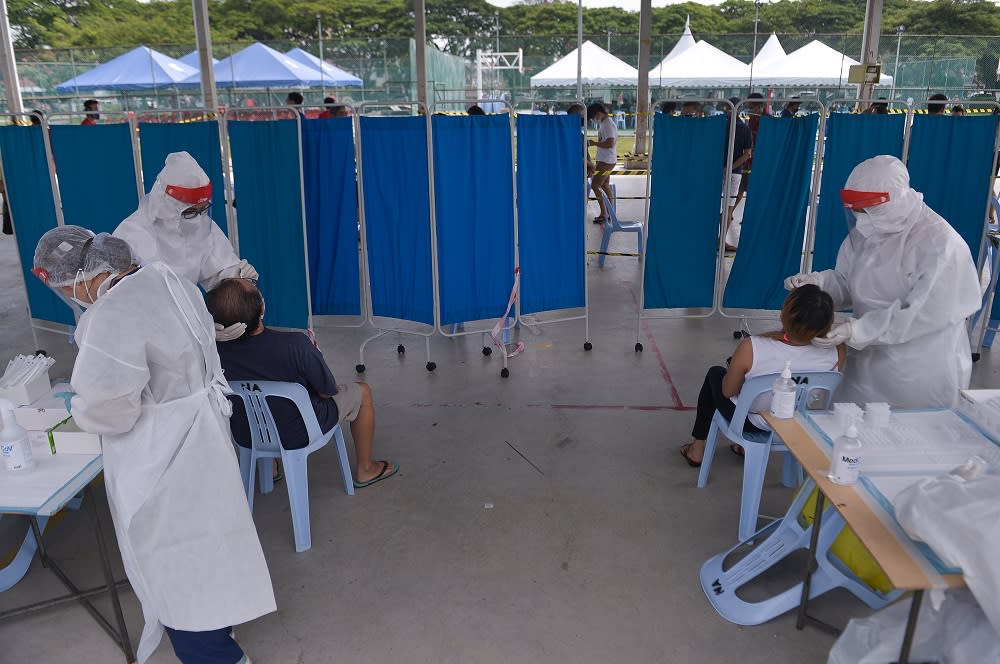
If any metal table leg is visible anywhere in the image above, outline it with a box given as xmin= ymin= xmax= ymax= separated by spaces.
xmin=86 ymin=485 xmax=135 ymax=663
xmin=897 ymin=589 xmax=924 ymax=664
xmin=796 ymin=491 xmax=825 ymax=630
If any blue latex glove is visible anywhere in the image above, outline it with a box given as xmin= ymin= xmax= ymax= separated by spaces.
xmin=54 ymin=391 xmax=75 ymax=413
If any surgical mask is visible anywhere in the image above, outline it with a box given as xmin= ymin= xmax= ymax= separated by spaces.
xmin=95 ymin=272 xmax=121 ymax=299
xmin=69 ymin=297 xmax=91 ymax=309
xmin=853 ymin=209 xmax=876 ymax=238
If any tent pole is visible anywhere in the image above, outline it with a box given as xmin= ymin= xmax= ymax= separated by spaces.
xmin=0 ymin=0 xmax=24 ymax=114
xmin=192 ymin=0 xmax=218 ymax=110
xmin=576 ymin=0 xmax=583 ymax=100
xmin=414 ymin=0 xmax=428 ymax=107
xmin=635 ymin=0 xmax=651 ymax=154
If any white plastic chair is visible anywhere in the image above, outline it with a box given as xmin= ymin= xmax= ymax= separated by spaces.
xmin=697 ymin=371 xmax=842 ymax=542
xmin=228 ymin=380 xmax=354 ymax=553
xmin=700 ymin=477 xmax=900 ymax=626
xmin=597 ymin=190 xmax=644 ymax=268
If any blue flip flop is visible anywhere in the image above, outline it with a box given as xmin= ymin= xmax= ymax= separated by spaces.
xmin=353 ymin=461 xmax=399 ymax=489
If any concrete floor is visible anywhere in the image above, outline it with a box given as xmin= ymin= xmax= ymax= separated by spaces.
xmin=2 ymin=179 xmax=999 ymax=663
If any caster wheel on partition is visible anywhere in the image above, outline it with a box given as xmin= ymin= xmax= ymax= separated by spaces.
xmin=426 ymin=362 xmax=437 ymax=372
xmin=500 ymin=368 xmax=510 ymax=378
xmin=732 ymin=331 xmax=742 ymax=340
xmin=482 ymin=347 xmax=492 ymax=357
xmin=973 ymin=352 xmax=982 ymax=363
xmin=397 ymin=345 xmax=405 ymax=354
xmin=635 ymin=342 xmax=643 ymax=352
xmin=584 ymin=341 xmax=593 ymax=351
xmin=355 ymin=364 xmax=366 ymax=374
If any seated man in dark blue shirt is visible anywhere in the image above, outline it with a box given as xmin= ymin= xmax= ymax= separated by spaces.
xmin=206 ymin=278 xmax=397 ymax=488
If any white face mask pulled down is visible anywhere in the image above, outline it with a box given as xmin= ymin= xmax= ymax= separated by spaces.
xmin=69 ymin=270 xmax=122 ymax=309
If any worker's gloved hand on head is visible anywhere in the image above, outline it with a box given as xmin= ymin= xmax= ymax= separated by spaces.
xmin=812 ymin=321 xmax=852 ymax=349
xmin=237 ymin=259 xmax=258 ymax=281
xmin=53 ymin=391 xmax=75 ymax=413
xmin=783 ymin=272 xmax=822 ymax=291
xmin=215 ymin=322 xmax=247 ymax=342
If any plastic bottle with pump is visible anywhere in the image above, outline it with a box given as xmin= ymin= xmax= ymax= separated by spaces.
xmin=0 ymin=397 xmax=35 ymax=473
xmin=829 ymin=416 xmax=862 ymax=485
xmin=769 ymin=360 xmax=797 ymax=419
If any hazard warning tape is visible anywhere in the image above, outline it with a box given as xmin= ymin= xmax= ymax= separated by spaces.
xmin=587 ymin=250 xmax=642 ymax=257
xmin=489 ymin=267 xmax=525 ymax=359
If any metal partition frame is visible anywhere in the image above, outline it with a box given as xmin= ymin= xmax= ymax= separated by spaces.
xmin=636 ymin=98 xmax=738 ymax=349
xmin=716 ymin=98 xmax=827 ymax=330
xmin=223 ymin=107 xmax=313 ymax=333
xmin=355 ymin=101 xmax=439 ymax=372
xmin=511 ymin=98 xmax=591 ymax=354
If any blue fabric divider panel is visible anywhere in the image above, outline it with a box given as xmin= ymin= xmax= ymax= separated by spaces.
xmin=908 ymin=115 xmax=999 ymax=259
xmin=516 ymin=114 xmax=585 ymax=314
xmin=643 ymin=113 xmax=728 ymax=310
xmin=302 ymin=117 xmax=360 ymax=316
xmin=432 ymin=114 xmax=516 ymax=325
xmin=812 ymin=113 xmax=905 ymax=272
xmin=0 ymin=125 xmax=73 ymax=325
xmin=227 ymin=119 xmax=310 ymax=330
xmin=138 ymin=121 xmax=227 ymax=234
xmin=49 ymin=124 xmax=138 ymax=235
xmin=358 ymin=116 xmax=434 ymax=325
xmin=724 ymin=113 xmax=820 ymax=311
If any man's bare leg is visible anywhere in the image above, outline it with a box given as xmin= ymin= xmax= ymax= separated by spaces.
xmin=350 ymin=382 xmax=390 ymax=483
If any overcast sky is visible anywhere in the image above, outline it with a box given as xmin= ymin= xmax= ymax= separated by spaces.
xmin=485 ymin=0 xmax=725 ymax=9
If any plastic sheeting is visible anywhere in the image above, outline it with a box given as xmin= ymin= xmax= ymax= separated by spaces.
xmin=137 ymin=120 xmax=228 ymax=233
xmin=359 ymin=116 xmax=434 ymax=326
xmin=516 ymin=114 xmax=585 ymax=314
xmin=226 ymin=119 xmax=310 ymax=330
xmin=724 ymin=113 xmax=820 ymax=311
xmin=644 ymin=113 xmax=728 ymax=310
xmin=0 ymin=125 xmax=72 ymax=326
xmin=907 ymin=115 xmax=999 ymax=258
xmin=432 ymin=114 xmax=516 ymax=325
xmin=301 ymin=117 xmax=361 ymax=316
xmin=49 ymin=124 xmax=139 ymax=235
xmin=812 ymin=113 xmax=905 ymax=272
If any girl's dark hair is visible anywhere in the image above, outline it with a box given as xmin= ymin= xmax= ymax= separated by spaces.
xmin=586 ymin=102 xmax=607 ymax=120
xmin=781 ymin=284 xmax=834 ymax=342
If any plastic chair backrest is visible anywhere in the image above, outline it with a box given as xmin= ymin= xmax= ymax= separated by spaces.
xmin=729 ymin=371 xmax=842 ymax=432
xmin=227 ymin=380 xmax=323 ymax=452
xmin=599 ymin=190 xmax=635 ymax=230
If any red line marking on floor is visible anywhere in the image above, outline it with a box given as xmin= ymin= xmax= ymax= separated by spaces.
xmin=626 ymin=283 xmax=686 ymax=409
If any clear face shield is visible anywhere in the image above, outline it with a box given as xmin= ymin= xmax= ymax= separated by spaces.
xmin=840 ymin=189 xmax=890 ymax=236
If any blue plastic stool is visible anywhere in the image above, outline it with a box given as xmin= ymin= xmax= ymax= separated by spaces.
xmin=700 ymin=478 xmax=900 ymax=626
xmin=228 ymin=380 xmax=354 ymax=553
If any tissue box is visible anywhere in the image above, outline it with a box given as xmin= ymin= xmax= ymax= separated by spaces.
xmin=14 ymin=382 xmax=71 ymax=430
xmin=47 ymin=417 xmax=102 ymax=455
xmin=0 ymin=370 xmax=51 ymax=407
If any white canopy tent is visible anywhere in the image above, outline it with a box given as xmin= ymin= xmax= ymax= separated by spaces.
xmin=754 ymin=39 xmax=892 ymax=87
xmin=660 ymin=16 xmax=697 ymax=65
xmin=649 ymin=40 xmax=750 ymax=88
xmin=752 ymin=33 xmax=787 ymax=70
xmin=530 ymin=40 xmax=638 ymax=88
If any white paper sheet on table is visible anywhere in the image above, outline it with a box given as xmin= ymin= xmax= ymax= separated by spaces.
xmin=0 ymin=453 xmax=99 ymax=512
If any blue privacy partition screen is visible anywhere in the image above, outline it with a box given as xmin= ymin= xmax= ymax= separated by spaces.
xmin=724 ymin=113 xmax=820 ymax=312
xmin=137 ymin=120 xmax=228 ymax=234
xmin=301 ymin=117 xmax=361 ymax=316
xmin=0 ymin=125 xmax=72 ymax=326
xmin=49 ymin=124 xmax=138 ymax=235
xmin=643 ymin=113 xmax=728 ymax=310
xmin=907 ymin=114 xmax=999 ymax=258
xmin=432 ymin=114 xmax=516 ymax=325
xmin=812 ymin=113 xmax=905 ymax=272
xmin=226 ymin=119 xmax=310 ymax=330
xmin=359 ymin=116 xmax=434 ymax=326
xmin=516 ymin=114 xmax=585 ymax=314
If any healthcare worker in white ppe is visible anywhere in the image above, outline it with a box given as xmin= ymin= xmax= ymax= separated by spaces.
xmin=114 ymin=151 xmax=257 ymax=341
xmin=32 ymin=226 xmax=275 ymax=664
xmin=784 ymin=155 xmax=980 ymax=408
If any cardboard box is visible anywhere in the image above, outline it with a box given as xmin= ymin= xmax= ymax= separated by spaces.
xmin=48 ymin=417 xmax=102 ymax=455
xmin=0 ymin=370 xmax=51 ymax=407
xmin=14 ymin=382 xmax=72 ymax=431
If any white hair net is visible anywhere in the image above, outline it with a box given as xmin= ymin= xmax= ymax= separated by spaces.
xmin=33 ymin=226 xmax=135 ymax=287
xmin=843 ymin=155 xmax=923 ymax=235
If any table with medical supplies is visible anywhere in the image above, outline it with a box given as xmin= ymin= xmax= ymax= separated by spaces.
xmin=762 ymin=408 xmax=987 ymax=664
xmin=0 ymin=452 xmax=135 ymax=662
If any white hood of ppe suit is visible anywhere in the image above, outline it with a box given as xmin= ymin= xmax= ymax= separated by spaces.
xmin=114 ymin=151 xmax=240 ymax=290
xmin=817 ymin=155 xmax=981 ymax=408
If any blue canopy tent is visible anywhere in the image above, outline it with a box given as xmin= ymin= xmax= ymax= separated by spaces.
xmin=178 ymin=42 xmax=326 ymax=89
xmin=284 ymin=48 xmax=363 ymax=88
xmin=178 ymin=50 xmax=219 ymax=68
xmin=55 ymin=45 xmax=197 ymax=92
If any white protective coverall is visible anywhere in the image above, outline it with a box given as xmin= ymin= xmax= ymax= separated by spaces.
xmin=70 ymin=262 xmax=275 ymax=662
xmin=115 ymin=151 xmax=245 ymax=291
xmin=814 ymin=155 xmax=981 ymax=407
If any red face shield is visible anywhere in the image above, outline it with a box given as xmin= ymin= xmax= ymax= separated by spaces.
xmin=164 ymin=182 xmax=212 ymax=206
xmin=840 ymin=188 xmax=890 ymax=210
